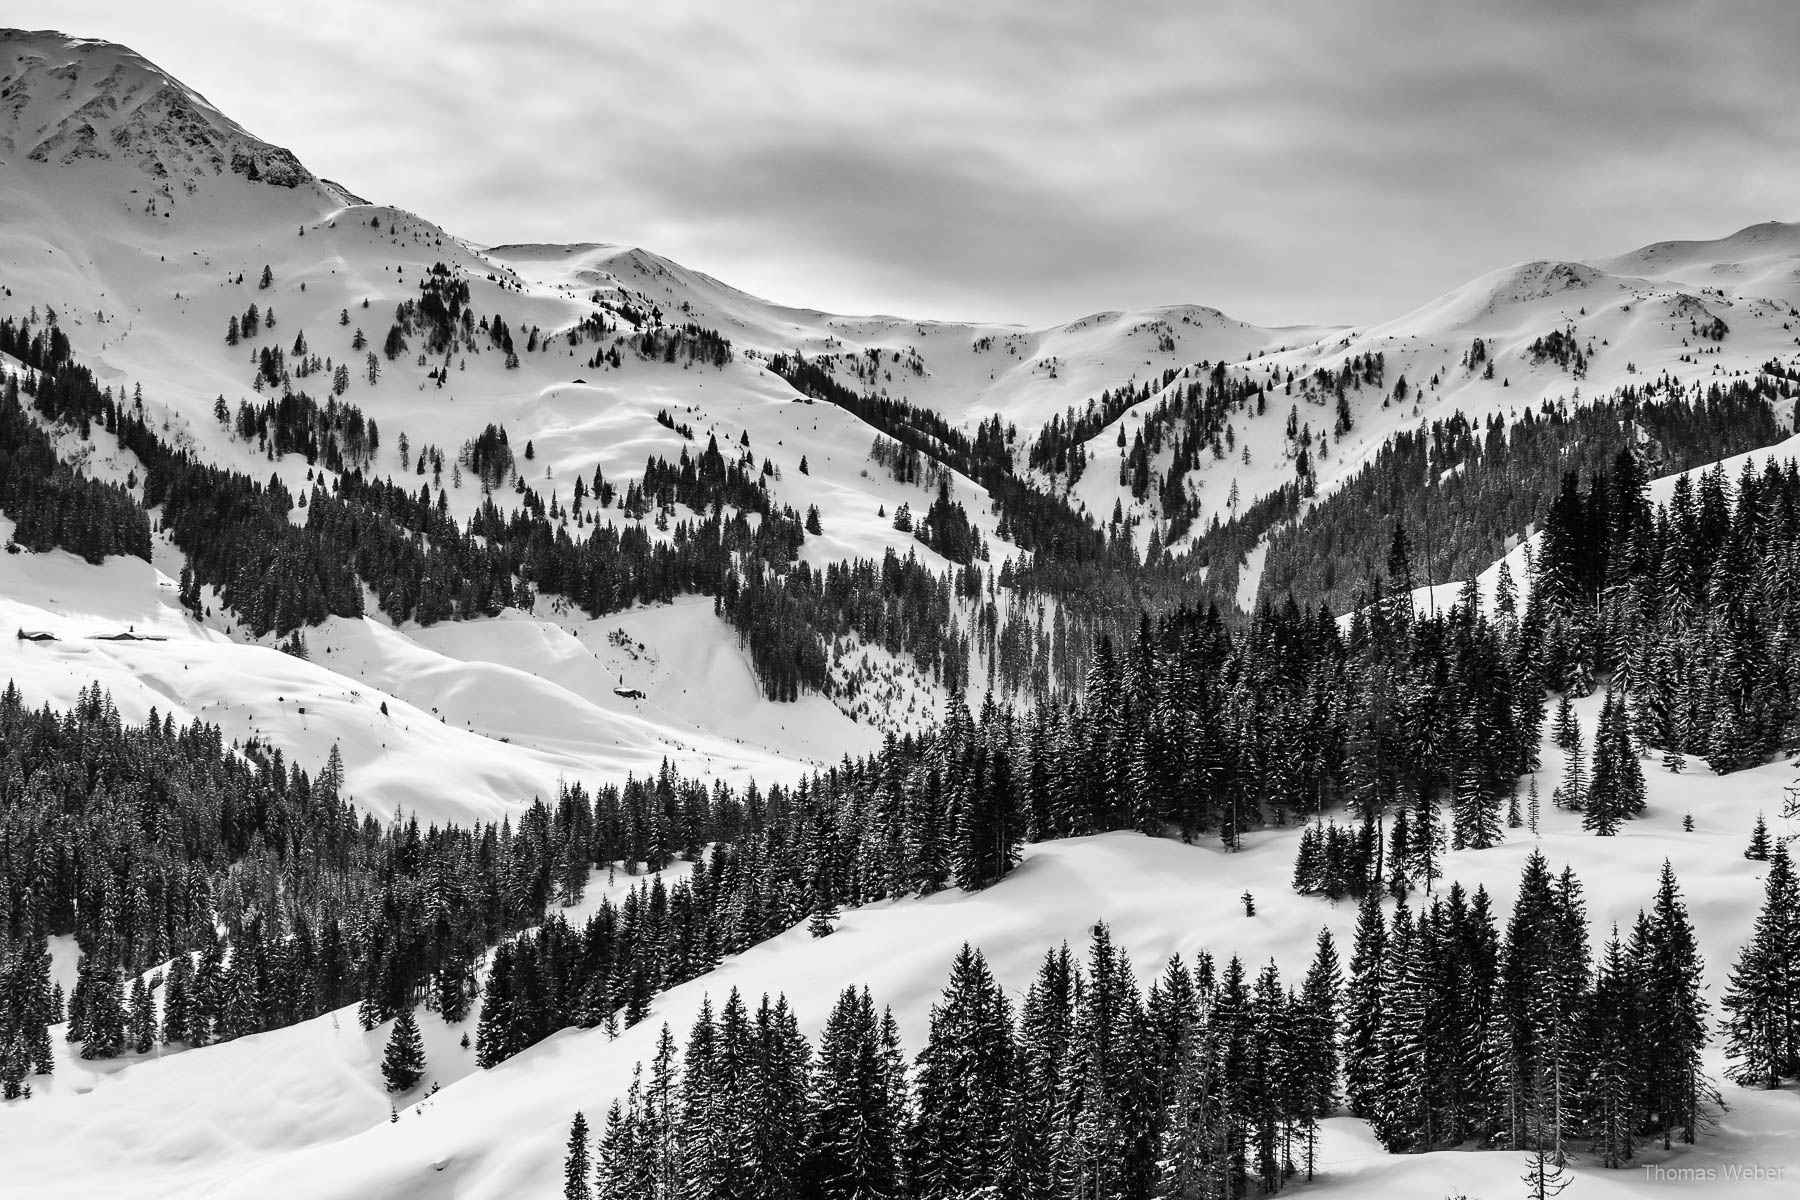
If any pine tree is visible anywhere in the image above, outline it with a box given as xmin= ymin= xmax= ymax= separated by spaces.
xmin=1745 ymin=813 xmax=1772 ymax=860
xmin=1637 ymin=862 xmax=1714 ymax=1147
xmin=909 ymin=944 xmax=1021 ymax=1199
xmin=1018 ymin=944 xmax=1079 ymax=1200
xmin=1720 ymin=841 xmax=1800 ymax=1088
xmin=1585 ymin=690 xmax=1644 ymax=835
xmin=564 ymin=1110 xmax=592 ymax=1200
xmin=382 ymin=1006 xmax=426 ymax=1093
xmin=805 ymin=986 xmax=903 ymax=1199
xmin=161 ymin=954 xmax=192 ymax=1045
xmin=1585 ymin=929 xmax=1639 ymax=1168
xmin=79 ymin=956 xmax=125 ymax=1060
xmin=1294 ymin=928 xmax=1342 ymax=1177
xmin=128 ymin=974 xmax=155 ymax=1054
xmin=1555 ymin=705 xmax=1585 ymax=810
xmin=676 ymin=997 xmax=728 ymax=1197
xmin=1342 ymin=888 xmax=1388 ymax=1119
xmin=1496 ymin=852 xmax=1587 ymax=1153
xmin=746 ymin=994 xmax=811 ymax=1197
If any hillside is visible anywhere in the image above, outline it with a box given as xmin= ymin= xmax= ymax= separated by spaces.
xmin=6 ymin=26 xmax=1800 ymax=1200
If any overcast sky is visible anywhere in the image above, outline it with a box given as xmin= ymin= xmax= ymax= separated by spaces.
xmin=14 ymin=1 xmax=1800 ymax=327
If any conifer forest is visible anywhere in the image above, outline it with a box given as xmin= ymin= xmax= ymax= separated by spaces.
xmin=6 ymin=18 xmax=1800 ymax=1200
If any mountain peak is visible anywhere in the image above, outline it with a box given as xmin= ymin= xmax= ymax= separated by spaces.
xmin=0 ymin=28 xmax=356 ymax=205
xmin=1586 ymin=218 xmax=1800 ymax=281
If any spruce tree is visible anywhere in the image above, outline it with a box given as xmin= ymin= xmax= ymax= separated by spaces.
xmin=1585 ymin=690 xmax=1644 ymax=835
xmin=1372 ymin=899 xmax=1425 ymax=1152
xmin=1 ymin=1034 xmax=30 ymax=1100
xmin=1496 ymin=852 xmax=1587 ymax=1153
xmin=129 ymin=975 xmax=155 ymax=1055
xmin=1584 ymin=929 xmax=1640 ymax=1168
xmin=79 ymin=957 xmax=125 ymax=1060
xmin=1720 ymin=841 xmax=1800 ymax=1088
xmin=1342 ymin=887 xmax=1389 ymax=1119
xmin=1519 ymin=1074 xmax=1573 ymax=1199
xmin=1583 ymin=692 xmax=1623 ymax=835
xmin=1636 ymin=862 xmax=1713 ymax=1148
xmin=909 ymin=944 xmax=1021 ymax=1199
xmin=1555 ymin=706 xmax=1585 ymax=811
xmin=1152 ymin=1006 xmax=1222 ymax=1200
xmin=676 ymin=997 xmax=728 ymax=1197
xmin=641 ymin=1024 xmax=679 ymax=1199
xmin=805 ymin=986 xmax=903 ymax=1199
xmin=1745 ymin=813 xmax=1771 ymax=861
xmin=1247 ymin=961 xmax=1290 ymax=1191
xmin=382 ymin=1006 xmax=426 ymax=1093
xmin=564 ymin=1110 xmax=592 ymax=1200
xmin=1018 ymin=944 xmax=1080 ymax=1200
xmin=1294 ymin=929 xmax=1342 ymax=1178
xmin=746 ymin=995 xmax=811 ymax=1197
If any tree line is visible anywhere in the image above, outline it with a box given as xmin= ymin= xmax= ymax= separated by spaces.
xmin=564 ymin=848 xmax=1715 ymax=1199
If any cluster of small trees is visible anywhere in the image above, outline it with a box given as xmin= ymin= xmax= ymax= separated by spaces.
xmin=1527 ymin=327 xmax=1591 ymax=376
xmin=628 ymin=323 xmax=732 ymax=369
xmin=221 ymin=390 xmax=379 ymax=471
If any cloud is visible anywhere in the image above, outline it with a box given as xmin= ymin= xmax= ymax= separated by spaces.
xmin=11 ymin=0 xmax=1800 ymax=327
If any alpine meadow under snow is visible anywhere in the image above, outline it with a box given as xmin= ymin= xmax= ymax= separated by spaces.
xmin=5 ymin=24 xmax=1800 ymax=1200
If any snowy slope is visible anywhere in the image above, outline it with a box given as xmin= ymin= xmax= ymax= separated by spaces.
xmin=0 ymin=516 xmax=873 ymax=826
xmin=0 ymin=28 xmax=1027 ymax=774
xmin=3 ymin=723 xmax=1796 ymax=1200
xmin=1068 ymin=228 xmax=1800 ymax=558
xmin=7 ymin=28 xmax=1800 ymax=1200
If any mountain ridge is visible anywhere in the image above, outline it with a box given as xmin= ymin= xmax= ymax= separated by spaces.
xmin=0 ymin=28 xmax=359 ymax=207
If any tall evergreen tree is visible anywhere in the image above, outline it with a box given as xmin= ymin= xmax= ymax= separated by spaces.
xmin=909 ymin=944 xmax=1021 ymax=1200
xmin=1584 ymin=929 xmax=1640 ymax=1168
xmin=1292 ymin=930 xmax=1341 ymax=1179
xmin=1342 ymin=887 xmax=1388 ymax=1119
xmin=382 ymin=1006 xmax=426 ymax=1093
xmin=1584 ymin=690 xmax=1644 ymax=835
xmin=564 ymin=1110 xmax=592 ymax=1200
xmin=1720 ymin=841 xmax=1800 ymax=1089
xmin=805 ymin=986 xmax=904 ymax=1200
xmin=1636 ymin=862 xmax=1713 ymax=1148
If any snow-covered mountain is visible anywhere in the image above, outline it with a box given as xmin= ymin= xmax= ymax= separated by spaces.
xmin=6 ymin=27 xmax=1800 ymax=1200
xmin=0 ymin=29 xmax=360 ymax=206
